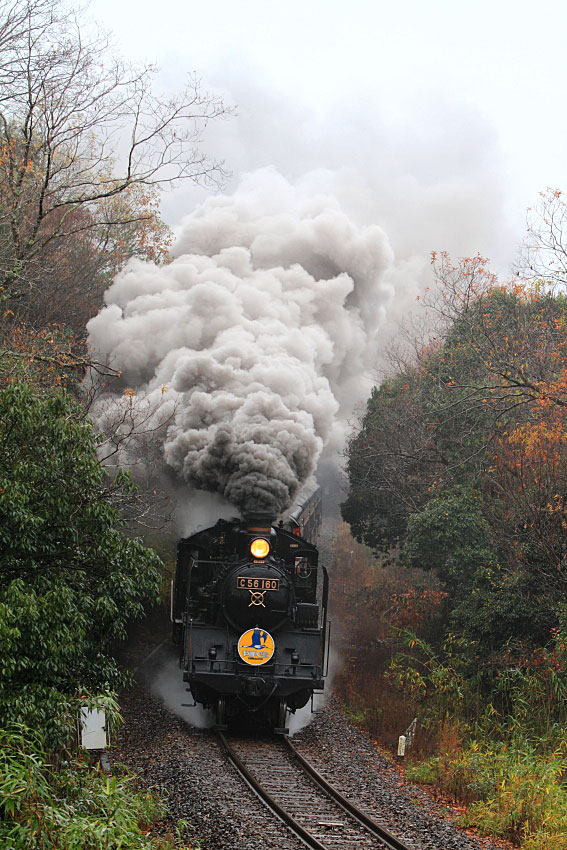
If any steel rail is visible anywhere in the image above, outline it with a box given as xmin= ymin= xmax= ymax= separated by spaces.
xmin=217 ymin=731 xmax=413 ymax=850
xmin=216 ymin=731 xmax=326 ymax=850
xmin=285 ymin=736 xmax=410 ymax=850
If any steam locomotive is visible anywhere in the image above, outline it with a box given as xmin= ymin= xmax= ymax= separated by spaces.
xmin=171 ymin=489 xmax=329 ymax=732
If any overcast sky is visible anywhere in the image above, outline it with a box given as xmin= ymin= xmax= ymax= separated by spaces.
xmin=90 ymin=0 xmax=567 ymax=276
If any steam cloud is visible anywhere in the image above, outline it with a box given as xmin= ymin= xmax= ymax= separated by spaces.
xmin=87 ymin=168 xmax=397 ymax=517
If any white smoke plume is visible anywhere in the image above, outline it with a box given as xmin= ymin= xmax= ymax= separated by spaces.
xmin=87 ymin=168 xmax=397 ymax=518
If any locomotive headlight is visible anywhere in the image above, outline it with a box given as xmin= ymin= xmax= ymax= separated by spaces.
xmin=250 ymin=537 xmax=270 ymax=559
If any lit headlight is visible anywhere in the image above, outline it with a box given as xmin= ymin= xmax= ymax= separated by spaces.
xmin=250 ymin=537 xmax=270 ymax=558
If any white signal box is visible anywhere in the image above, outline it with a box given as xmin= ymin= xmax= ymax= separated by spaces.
xmin=81 ymin=708 xmax=107 ymax=749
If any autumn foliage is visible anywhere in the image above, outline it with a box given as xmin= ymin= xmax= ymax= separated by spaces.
xmin=341 ymin=251 xmax=567 ymax=846
xmin=0 ymin=0 xmax=228 ymax=330
xmin=344 ymin=241 xmax=567 ymax=650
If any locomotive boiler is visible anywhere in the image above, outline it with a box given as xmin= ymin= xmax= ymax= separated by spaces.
xmin=171 ymin=490 xmax=329 ymax=732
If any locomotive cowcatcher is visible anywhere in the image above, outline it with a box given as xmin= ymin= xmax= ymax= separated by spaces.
xmin=171 ymin=491 xmax=329 ymax=732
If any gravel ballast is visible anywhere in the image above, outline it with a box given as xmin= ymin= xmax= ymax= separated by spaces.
xmin=112 ymin=645 xmax=511 ymax=850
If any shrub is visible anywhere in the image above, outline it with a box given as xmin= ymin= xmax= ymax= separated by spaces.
xmin=409 ymin=737 xmax=567 ymax=848
xmin=0 ymin=382 xmax=162 ymax=749
xmin=0 ymin=725 xmax=168 ymax=849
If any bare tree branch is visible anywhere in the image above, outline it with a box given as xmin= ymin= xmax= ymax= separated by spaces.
xmin=0 ymin=0 xmax=233 ymax=306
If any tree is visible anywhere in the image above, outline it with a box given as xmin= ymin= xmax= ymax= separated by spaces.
xmin=0 ymin=381 xmax=162 ymax=748
xmin=342 ymin=250 xmax=567 ymax=652
xmin=519 ymin=187 xmax=567 ymax=290
xmin=0 ymin=0 xmax=229 ymax=316
xmin=342 ymin=372 xmax=445 ymax=549
xmin=344 ymin=255 xmax=567 ymax=549
xmin=491 ymin=415 xmax=567 ymax=597
xmin=425 ymin=253 xmax=567 ymax=420
xmin=403 ymin=486 xmax=496 ymax=594
xmin=6 ymin=183 xmax=173 ymax=328
xmin=342 ymin=282 xmax=508 ymax=552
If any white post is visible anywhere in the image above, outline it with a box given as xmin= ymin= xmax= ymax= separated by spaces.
xmin=397 ymin=734 xmax=406 ymax=758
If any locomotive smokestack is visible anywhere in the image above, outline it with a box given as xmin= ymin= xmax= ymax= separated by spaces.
xmin=244 ymin=512 xmax=274 ymax=535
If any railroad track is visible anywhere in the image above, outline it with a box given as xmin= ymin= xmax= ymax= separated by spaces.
xmin=216 ymin=732 xmax=412 ymax=850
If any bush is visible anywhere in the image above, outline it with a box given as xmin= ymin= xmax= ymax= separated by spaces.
xmin=410 ymin=738 xmax=567 ymax=848
xmin=0 ymin=382 xmax=162 ymax=748
xmin=408 ymin=738 xmax=567 ymax=850
xmin=0 ymin=726 xmax=168 ymax=850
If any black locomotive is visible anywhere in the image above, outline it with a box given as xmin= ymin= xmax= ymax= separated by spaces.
xmin=171 ymin=489 xmax=329 ymax=732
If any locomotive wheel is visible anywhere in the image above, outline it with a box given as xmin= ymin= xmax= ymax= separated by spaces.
xmin=215 ymin=696 xmax=228 ymax=731
xmin=273 ymin=698 xmax=289 ymax=735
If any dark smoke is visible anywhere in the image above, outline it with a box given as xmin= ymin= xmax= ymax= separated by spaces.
xmin=87 ymin=169 xmax=402 ymax=517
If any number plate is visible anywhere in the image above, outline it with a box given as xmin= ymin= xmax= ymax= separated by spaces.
xmin=236 ymin=577 xmax=280 ymax=591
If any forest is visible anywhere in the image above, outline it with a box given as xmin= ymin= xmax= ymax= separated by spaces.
xmin=340 ymin=195 xmax=567 ymax=848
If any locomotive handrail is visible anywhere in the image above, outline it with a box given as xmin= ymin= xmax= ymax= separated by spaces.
xmin=320 ymin=563 xmax=330 ymax=678
xmin=189 ymin=558 xmax=240 ymax=567
xmin=324 ymin=619 xmax=331 ymax=678
xmin=190 ymin=657 xmax=325 ymax=675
